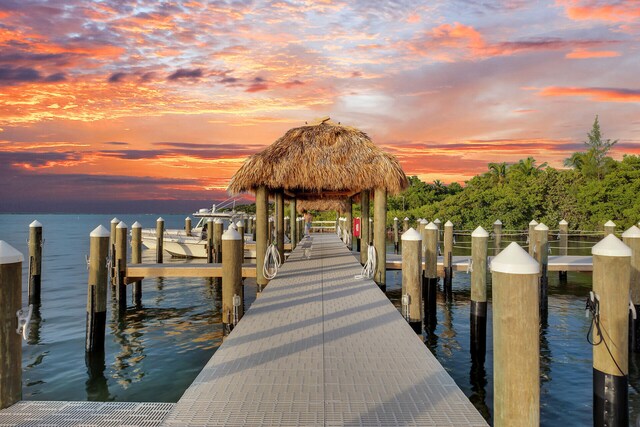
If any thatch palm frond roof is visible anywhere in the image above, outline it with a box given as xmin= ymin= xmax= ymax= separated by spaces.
xmin=227 ymin=119 xmax=408 ymax=199
xmin=296 ymin=199 xmax=350 ymax=214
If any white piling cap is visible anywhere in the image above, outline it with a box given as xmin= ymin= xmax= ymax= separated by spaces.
xmin=402 ymin=227 xmax=422 ymax=241
xmin=420 ymin=219 xmax=428 ymax=224
xmin=111 ymin=217 xmax=120 ymax=223
xmin=394 ymin=217 xmax=398 ymax=221
xmin=236 ymin=220 xmax=244 ymax=227
xmin=604 ymin=220 xmax=616 ymax=227
xmin=472 ymin=226 xmax=489 ymax=238
xmin=534 ymin=223 xmax=549 ymax=231
xmin=214 ymin=218 xmax=223 ymax=224
xmin=490 ymin=242 xmax=539 ymax=274
xmin=494 ymin=219 xmax=502 ymax=225
xmin=90 ymin=225 xmax=110 ymax=238
xmin=185 ymin=216 xmax=191 ymax=220
xmin=0 ymin=241 xmax=23 ymax=264
xmin=222 ymin=227 xmax=241 ymax=240
xmin=622 ymin=226 xmax=640 ymax=238
xmin=29 ymin=220 xmax=42 ymax=227
xmin=592 ymin=234 xmax=632 ymax=257
xmin=404 ymin=217 xmax=409 ymax=221
xmin=369 ymin=218 xmax=373 ymax=221
xmin=434 ymin=218 xmax=441 ymax=224
xmin=207 ymin=218 xmax=214 ymax=223
xmin=229 ymin=223 xmax=237 ymax=230
xmin=426 ymin=222 xmax=438 ymax=230
xmin=132 ymin=221 xmax=142 ymax=228
xmin=529 ymin=220 xmax=538 ymax=225
xmin=117 ymin=221 xmax=127 ymax=229
xmin=285 ymin=216 xmax=289 ymax=219
xmin=445 ymin=220 xmax=453 ymax=227
xmin=157 ymin=217 xmax=164 ymax=222
xmin=559 ymin=219 xmax=568 ymax=225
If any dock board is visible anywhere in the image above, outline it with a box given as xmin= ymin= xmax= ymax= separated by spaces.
xmin=162 ymin=233 xmax=487 ymax=426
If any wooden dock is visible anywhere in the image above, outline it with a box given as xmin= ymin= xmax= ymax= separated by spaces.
xmin=162 ymin=233 xmax=487 ymax=426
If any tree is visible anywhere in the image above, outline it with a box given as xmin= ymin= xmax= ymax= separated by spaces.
xmin=488 ymin=162 xmax=508 ymax=184
xmin=565 ymin=115 xmax=617 ymax=179
xmin=513 ymin=157 xmax=547 ymax=176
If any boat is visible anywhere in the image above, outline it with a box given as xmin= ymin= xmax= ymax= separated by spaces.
xmin=141 ymin=202 xmax=253 ymax=259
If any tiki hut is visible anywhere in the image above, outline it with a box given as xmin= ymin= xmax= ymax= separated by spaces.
xmin=228 ymin=118 xmax=408 ymax=289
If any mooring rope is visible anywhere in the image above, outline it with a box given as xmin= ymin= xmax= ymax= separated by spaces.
xmin=355 ymin=244 xmax=376 ymax=280
xmin=263 ymin=243 xmax=281 ymax=280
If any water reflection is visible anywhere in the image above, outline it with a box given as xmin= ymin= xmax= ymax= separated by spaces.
xmin=27 ymin=304 xmax=42 ymax=345
xmin=85 ymin=351 xmax=111 ymax=401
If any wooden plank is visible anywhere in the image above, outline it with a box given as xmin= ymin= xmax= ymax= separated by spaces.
xmin=126 ymin=263 xmax=257 ymax=279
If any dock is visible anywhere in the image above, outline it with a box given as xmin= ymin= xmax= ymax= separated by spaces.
xmin=162 ymin=233 xmax=487 ymax=426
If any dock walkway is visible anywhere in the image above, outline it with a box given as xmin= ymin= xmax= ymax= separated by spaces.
xmin=162 ymin=233 xmax=487 ymax=426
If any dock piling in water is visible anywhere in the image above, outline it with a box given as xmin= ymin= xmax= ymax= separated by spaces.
xmin=28 ymin=220 xmax=43 ymax=306
xmin=85 ymin=226 xmax=109 ymax=354
xmin=491 ymin=242 xmax=540 ymax=426
xmin=623 ymin=226 xmax=640 ymax=353
xmin=206 ymin=218 xmax=214 ymax=264
xmin=110 ymin=217 xmax=119 ymax=283
xmin=443 ymin=220 xmax=454 ymax=292
xmin=591 ymin=234 xmax=631 ymax=427
xmin=403 ymin=216 xmax=409 ymax=233
xmin=423 ymin=222 xmax=438 ymax=330
xmin=236 ymin=221 xmax=245 ymax=262
xmin=185 ymin=217 xmax=191 ymax=236
xmin=493 ymin=219 xmax=502 ymax=255
xmin=471 ymin=226 xmax=489 ymax=363
xmin=156 ymin=217 xmax=164 ymax=264
xmin=0 ymin=241 xmax=23 ymax=409
xmin=559 ymin=219 xmax=568 ymax=281
xmin=528 ymin=219 xmax=538 ymax=256
xmin=535 ymin=223 xmax=549 ymax=314
xmin=604 ymin=220 xmax=616 ymax=236
xmin=401 ymin=228 xmax=422 ymax=333
xmin=222 ymin=226 xmax=243 ymax=334
xmin=213 ymin=219 xmax=223 ymax=286
xmin=393 ymin=217 xmax=399 ymax=254
xmin=115 ymin=222 xmax=128 ymax=313
xmin=131 ymin=222 xmax=142 ymax=307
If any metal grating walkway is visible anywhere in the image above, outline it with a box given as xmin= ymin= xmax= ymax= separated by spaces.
xmin=0 ymin=401 xmax=174 ymax=427
xmin=163 ymin=233 xmax=487 ymax=426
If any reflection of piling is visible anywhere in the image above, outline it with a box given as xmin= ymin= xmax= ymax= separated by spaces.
xmin=85 ymin=226 xmax=109 ymax=354
xmin=115 ymin=222 xmax=128 ymax=313
xmin=528 ymin=219 xmax=538 ymax=256
xmin=360 ymin=190 xmax=370 ymax=265
xmin=402 ymin=228 xmax=422 ymax=333
xmin=534 ymin=223 xmax=549 ymax=315
xmin=185 ymin=217 xmax=191 ymax=236
xmin=604 ymin=220 xmax=616 ymax=236
xmin=423 ymin=222 xmax=438 ymax=330
xmin=156 ymin=217 xmax=164 ymax=263
xmin=623 ymin=226 xmax=640 ymax=353
xmin=222 ymin=226 xmax=243 ymax=334
xmin=471 ymin=226 xmax=488 ymax=364
xmin=0 ymin=241 xmax=23 ymax=409
xmin=443 ymin=220 xmax=453 ymax=292
xmin=591 ymin=234 xmax=631 ymax=427
xmin=491 ymin=242 xmax=540 ymax=426
xmin=493 ymin=219 xmax=502 ymax=255
xmin=131 ymin=222 xmax=142 ymax=307
xmin=373 ymin=188 xmax=387 ymax=291
xmin=559 ymin=219 xmax=568 ymax=281
xmin=28 ymin=220 xmax=43 ymax=305
xmin=393 ymin=217 xmax=399 ymax=254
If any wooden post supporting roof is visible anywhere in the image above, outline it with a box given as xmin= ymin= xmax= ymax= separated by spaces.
xmin=374 ymin=188 xmax=387 ymax=291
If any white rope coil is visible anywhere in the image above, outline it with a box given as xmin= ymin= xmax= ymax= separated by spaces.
xmin=263 ymin=243 xmax=281 ymax=280
xmin=355 ymin=244 xmax=376 ymax=280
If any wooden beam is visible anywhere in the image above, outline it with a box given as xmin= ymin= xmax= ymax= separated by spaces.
xmin=126 ymin=263 xmax=257 ymax=279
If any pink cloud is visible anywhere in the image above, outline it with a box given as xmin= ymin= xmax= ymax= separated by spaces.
xmin=539 ymin=86 xmax=640 ymax=102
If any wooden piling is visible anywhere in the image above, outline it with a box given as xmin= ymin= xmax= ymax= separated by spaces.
xmin=493 ymin=219 xmax=502 ymax=255
xmin=276 ymin=191 xmax=285 ymax=260
xmin=206 ymin=218 xmax=214 ymax=263
xmin=290 ymin=199 xmax=297 ymax=249
xmin=373 ymin=188 xmax=387 ymax=290
xmin=284 ymin=216 xmax=290 ymax=236
xmin=214 ymin=219 xmax=223 ymax=286
xmin=402 ymin=228 xmax=422 ymax=333
xmin=591 ymin=235 xmax=631 ymax=427
xmin=250 ymin=216 xmax=256 ymax=241
xmin=491 ymin=242 xmax=540 ymax=426
xmin=0 ymin=241 xmax=23 ymax=409
xmin=85 ymin=226 xmax=109 ymax=354
xmin=424 ymin=222 xmax=438 ymax=330
xmin=345 ymin=197 xmax=353 ymax=250
xmin=535 ymin=223 xmax=549 ymax=313
xmin=236 ymin=221 xmax=245 ymax=262
xmin=393 ymin=217 xmax=399 ymax=254
xmin=604 ymin=220 xmax=616 ymax=236
xmin=403 ymin=217 xmax=409 ymax=232
xmin=528 ymin=219 xmax=538 ymax=256
xmin=256 ymin=186 xmax=268 ymax=291
xmin=471 ymin=226 xmax=489 ymax=363
xmin=443 ymin=220 xmax=454 ymax=292
xmin=156 ymin=217 xmax=164 ymax=264
xmin=559 ymin=219 xmax=568 ymax=281
xmin=131 ymin=222 xmax=142 ymax=307
xmin=28 ymin=220 xmax=43 ymax=306
xmin=623 ymin=226 xmax=640 ymax=353
xmin=222 ymin=226 xmax=243 ymax=333
xmin=115 ymin=222 xmax=128 ymax=313
xmin=360 ymin=190 xmax=370 ymax=265
xmin=185 ymin=217 xmax=192 ymax=236
xmin=269 ymin=217 xmax=274 ymax=245
xmin=110 ymin=217 xmax=119 ymax=283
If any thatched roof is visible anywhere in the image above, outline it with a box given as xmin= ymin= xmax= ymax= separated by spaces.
xmin=296 ymin=199 xmax=350 ymax=213
xmin=227 ymin=118 xmax=408 ymax=199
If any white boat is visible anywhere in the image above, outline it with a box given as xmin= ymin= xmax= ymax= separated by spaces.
xmin=141 ymin=203 xmax=253 ymax=259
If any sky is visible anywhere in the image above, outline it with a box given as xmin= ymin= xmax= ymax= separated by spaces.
xmin=0 ymin=0 xmax=639 ymax=213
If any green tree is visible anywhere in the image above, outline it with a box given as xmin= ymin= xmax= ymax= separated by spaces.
xmin=488 ymin=162 xmax=508 ymax=184
xmin=513 ymin=157 xmax=547 ymax=176
xmin=565 ymin=115 xmax=617 ymax=179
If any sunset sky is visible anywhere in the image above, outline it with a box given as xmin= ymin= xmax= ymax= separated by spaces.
xmin=1 ymin=0 xmax=639 ymax=212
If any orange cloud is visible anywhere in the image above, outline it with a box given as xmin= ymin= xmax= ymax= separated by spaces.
xmin=566 ymin=49 xmax=621 ymax=58
xmin=558 ymin=0 xmax=640 ymax=22
xmin=539 ymin=86 xmax=640 ymax=102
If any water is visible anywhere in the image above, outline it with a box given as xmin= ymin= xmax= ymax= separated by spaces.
xmin=0 ymin=215 xmax=637 ymax=425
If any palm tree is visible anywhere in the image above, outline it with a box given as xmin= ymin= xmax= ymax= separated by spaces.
xmin=488 ymin=162 xmax=508 ymax=184
xmin=514 ymin=157 xmax=548 ymax=176
xmin=433 ymin=179 xmax=446 ymax=194
xmin=563 ymin=152 xmax=585 ymax=170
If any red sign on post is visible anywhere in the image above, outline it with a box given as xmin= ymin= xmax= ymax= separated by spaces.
xmin=353 ymin=217 xmax=361 ymax=238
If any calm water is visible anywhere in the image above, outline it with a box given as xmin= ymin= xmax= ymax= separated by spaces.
xmin=0 ymin=214 xmax=638 ymax=425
